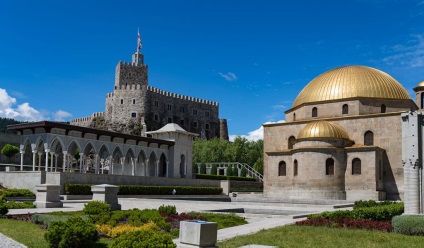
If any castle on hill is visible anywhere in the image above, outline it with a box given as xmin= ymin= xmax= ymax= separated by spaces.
xmin=71 ymin=38 xmax=228 ymax=140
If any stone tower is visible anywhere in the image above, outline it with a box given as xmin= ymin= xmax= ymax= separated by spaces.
xmin=413 ymin=80 xmax=424 ymax=110
xmin=104 ymin=51 xmax=148 ymax=133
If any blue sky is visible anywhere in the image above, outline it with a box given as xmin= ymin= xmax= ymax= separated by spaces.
xmin=0 ymin=0 xmax=423 ymax=140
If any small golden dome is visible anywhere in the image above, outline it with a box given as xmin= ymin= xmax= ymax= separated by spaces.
xmin=292 ymin=65 xmax=410 ymax=108
xmin=417 ymin=81 xmax=424 ymax=87
xmin=297 ymin=121 xmax=350 ymax=140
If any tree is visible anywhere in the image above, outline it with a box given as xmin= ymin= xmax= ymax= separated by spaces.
xmin=192 ymin=163 xmax=199 ymax=174
xmin=226 ymin=166 xmax=233 ymax=176
xmin=232 ymin=167 xmax=239 ymax=177
xmin=200 ymin=162 xmax=207 ymax=174
xmin=240 ymin=167 xmax=247 ymax=177
xmin=1 ymin=144 xmax=19 ymax=162
xmin=211 ymin=164 xmax=218 ymax=175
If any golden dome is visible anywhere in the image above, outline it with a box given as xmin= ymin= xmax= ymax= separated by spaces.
xmin=292 ymin=65 xmax=410 ymax=108
xmin=297 ymin=121 xmax=350 ymax=140
xmin=417 ymin=81 xmax=424 ymax=87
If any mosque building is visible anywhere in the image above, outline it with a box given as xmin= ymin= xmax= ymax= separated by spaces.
xmin=263 ymin=65 xmax=424 ymax=201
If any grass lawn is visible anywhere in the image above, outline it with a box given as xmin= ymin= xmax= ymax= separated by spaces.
xmin=217 ymin=225 xmax=424 ymax=248
xmin=0 ymin=218 xmax=111 ymax=248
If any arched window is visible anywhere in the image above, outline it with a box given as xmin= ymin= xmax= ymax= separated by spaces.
xmin=342 ymin=104 xmax=348 ymax=115
xmin=312 ymin=107 xmax=318 ymax=117
xmin=352 ymin=158 xmax=361 ymax=175
xmin=325 ymin=158 xmax=334 ymax=175
xmin=294 ymin=160 xmax=298 ymax=176
xmin=381 ymin=104 xmax=386 ymax=113
xmin=288 ymin=136 xmax=296 ymax=149
xmin=293 ymin=113 xmax=296 ymax=121
xmin=278 ymin=161 xmax=286 ymax=176
xmin=364 ymin=131 xmax=374 ymax=146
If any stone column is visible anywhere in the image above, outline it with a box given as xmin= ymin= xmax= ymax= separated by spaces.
xmin=131 ymin=157 xmax=136 ymax=176
xmin=20 ymin=151 xmax=24 ymax=171
xmin=165 ymin=160 xmax=169 ymax=177
xmin=79 ymin=153 xmax=84 ymax=173
xmin=37 ymin=152 xmax=42 ymax=171
xmin=62 ymin=151 xmax=68 ymax=172
xmin=54 ymin=154 xmax=58 ymax=172
xmin=91 ymin=184 xmax=121 ymax=210
xmin=34 ymin=184 xmax=63 ymax=208
xmin=93 ymin=154 xmax=99 ymax=174
xmin=155 ymin=161 xmax=159 ymax=177
xmin=120 ymin=157 xmax=125 ymax=175
xmin=145 ymin=159 xmax=149 ymax=176
xmin=50 ymin=152 xmax=55 ymax=172
xmin=111 ymin=156 xmax=115 ymax=175
xmin=45 ymin=149 xmax=50 ymax=171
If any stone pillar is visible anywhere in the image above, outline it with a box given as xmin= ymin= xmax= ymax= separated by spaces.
xmin=165 ymin=160 xmax=169 ymax=177
xmin=34 ymin=184 xmax=63 ymax=208
xmin=79 ymin=153 xmax=84 ymax=173
xmin=54 ymin=154 xmax=58 ymax=172
xmin=45 ymin=149 xmax=50 ymax=171
xmin=179 ymin=221 xmax=218 ymax=248
xmin=120 ymin=157 xmax=125 ymax=175
xmin=37 ymin=152 xmax=42 ymax=171
xmin=220 ymin=180 xmax=230 ymax=196
xmin=155 ymin=161 xmax=159 ymax=177
xmin=131 ymin=157 xmax=136 ymax=176
xmin=20 ymin=151 xmax=24 ymax=171
xmin=62 ymin=151 xmax=68 ymax=172
xmin=402 ymin=112 xmax=421 ymax=214
xmin=50 ymin=152 xmax=55 ymax=172
xmin=145 ymin=159 xmax=149 ymax=176
xmin=91 ymin=184 xmax=121 ymax=210
xmin=94 ymin=154 xmax=99 ymax=174
xmin=32 ymin=150 xmax=37 ymax=171
xmin=111 ymin=156 xmax=115 ymax=175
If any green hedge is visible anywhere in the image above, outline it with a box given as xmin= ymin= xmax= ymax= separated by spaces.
xmin=354 ymin=200 xmax=398 ymax=209
xmin=195 ymin=174 xmax=257 ymax=181
xmin=393 ymin=215 xmax=424 ymax=236
xmin=0 ymin=188 xmax=35 ymax=199
xmin=65 ymin=184 xmax=223 ymax=195
xmin=308 ymin=202 xmax=404 ymax=221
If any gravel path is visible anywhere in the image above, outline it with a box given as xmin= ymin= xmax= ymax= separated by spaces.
xmin=0 ymin=233 xmax=26 ymax=248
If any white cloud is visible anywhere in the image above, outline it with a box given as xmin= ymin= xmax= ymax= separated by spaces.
xmin=229 ymin=120 xmax=285 ymax=142
xmin=218 ymin=72 xmax=237 ymax=81
xmin=54 ymin=110 xmax=72 ymax=121
xmin=0 ymin=88 xmax=72 ymax=122
xmin=382 ymin=35 xmax=424 ymax=68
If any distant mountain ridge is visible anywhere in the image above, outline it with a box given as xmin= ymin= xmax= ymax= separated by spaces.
xmin=0 ymin=118 xmax=22 ymax=133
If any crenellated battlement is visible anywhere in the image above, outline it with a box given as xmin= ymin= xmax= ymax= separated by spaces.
xmin=147 ymin=86 xmax=218 ymax=106
xmin=70 ymin=112 xmax=104 ymax=125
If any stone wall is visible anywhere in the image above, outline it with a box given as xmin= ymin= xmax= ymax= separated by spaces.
xmin=264 ymin=113 xmax=404 ymax=200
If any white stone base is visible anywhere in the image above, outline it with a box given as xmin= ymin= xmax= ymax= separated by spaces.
xmin=179 ymin=221 xmax=218 ymax=247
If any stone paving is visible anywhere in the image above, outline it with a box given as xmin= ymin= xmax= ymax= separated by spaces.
xmin=4 ymin=197 xmax=350 ymax=247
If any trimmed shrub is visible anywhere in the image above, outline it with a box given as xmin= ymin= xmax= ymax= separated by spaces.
xmin=83 ymin=200 xmax=111 ymax=215
xmin=226 ymin=166 xmax=233 ymax=176
xmin=296 ymin=218 xmax=392 ymax=232
xmin=192 ymin=164 xmax=199 ymax=174
xmin=97 ymin=221 xmax=159 ymax=238
xmin=211 ymin=164 xmax=218 ymax=175
xmin=65 ymin=184 xmax=223 ymax=195
xmin=354 ymin=200 xmax=398 ymax=209
xmin=0 ymin=188 xmax=35 ymax=199
xmin=0 ymin=202 xmax=8 ymax=216
xmin=44 ymin=217 xmax=99 ymax=248
xmin=32 ymin=214 xmax=75 ymax=228
xmin=226 ymin=175 xmax=257 ymax=182
xmin=240 ymin=167 xmax=247 ymax=177
xmin=393 ymin=215 xmax=424 ymax=235
xmin=110 ymin=229 xmax=176 ymax=248
xmin=308 ymin=202 xmax=404 ymax=221
xmin=159 ymin=205 xmax=177 ymax=215
xmin=232 ymin=167 xmax=239 ymax=177
xmin=200 ymin=163 xmax=207 ymax=174
xmin=4 ymin=201 xmax=35 ymax=209
xmin=65 ymin=184 xmax=93 ymax=195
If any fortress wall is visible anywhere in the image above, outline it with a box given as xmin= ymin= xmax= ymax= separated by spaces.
xmin=145 ymin=86 xmax=220 ymax=139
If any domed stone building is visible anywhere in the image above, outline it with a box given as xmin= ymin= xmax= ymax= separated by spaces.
xmin=263 ymin=65 xmax=421 ymax=201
